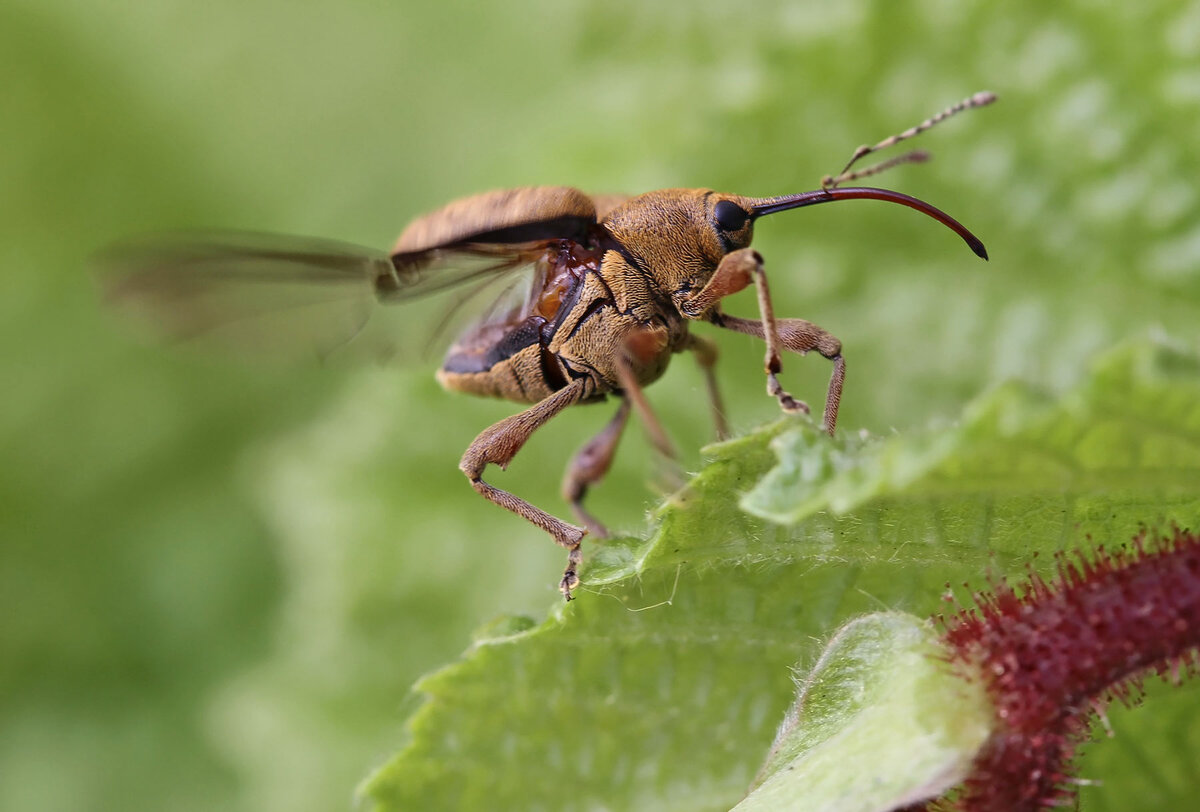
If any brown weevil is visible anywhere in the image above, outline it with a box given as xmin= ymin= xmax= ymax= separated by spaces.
xmin=100 ymin=92 xmax=994 ymax=599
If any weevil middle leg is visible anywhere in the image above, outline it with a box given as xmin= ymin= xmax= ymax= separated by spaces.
xmin=563 ymin=323 xmax=701 ymax=538
xmin=562 ymin=398 xmax=631 ymax=538
xmin=683 ymin=333 xmax=730 ymax=441
xmin=613 ymin=336 xmax=687 ymax=494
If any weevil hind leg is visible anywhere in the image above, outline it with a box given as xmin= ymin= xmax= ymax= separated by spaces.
xmin=459 ymin=379 xmax=590 ymax=599
xmin=562 ymin=398 xmax=632 ymax=537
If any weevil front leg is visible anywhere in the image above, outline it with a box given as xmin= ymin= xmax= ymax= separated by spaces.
xmin=680 ymin=248 xmax=846 ymax=435
xmin=712 ymin=313 xmax=845 ymax=435
xmin=679 ymin=249 xmax=803 ymax=413
xmin=460 ymin=379 xmax=590 ymax=599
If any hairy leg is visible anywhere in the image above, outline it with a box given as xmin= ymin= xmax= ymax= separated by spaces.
xmin=459 ymin=379 xmax=589 ymax=599
xmin=680 ymin=248 xmax=846 ymax=435
xmin=562 ymin=399 xmax=631 ymax=537
xmin=683 ymin=333 xmax=729 ymax=441
xmin=714 ymin=313 xmax=845 ymax=435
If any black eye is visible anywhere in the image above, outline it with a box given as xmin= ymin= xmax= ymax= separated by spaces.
xmin=713 ymin=200 xmax=749 ymax=232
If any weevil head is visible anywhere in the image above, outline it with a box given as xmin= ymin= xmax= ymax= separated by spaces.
xmin=600 ymin=185 xmax=987 ymax=318
xmin=599 ymin=188 xmax=760 ymax=301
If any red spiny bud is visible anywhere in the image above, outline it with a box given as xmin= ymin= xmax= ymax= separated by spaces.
xmin=933 ymin=529 xmax=1200 ymax=811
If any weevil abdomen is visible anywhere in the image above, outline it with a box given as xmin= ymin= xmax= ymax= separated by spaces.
xmin=437 ymin=315 xmax=562 ymax=401
xmin=437 ymin=235 xmax=687 ymax=403
xmin=437 ymin=239 xmax=601 ymax=403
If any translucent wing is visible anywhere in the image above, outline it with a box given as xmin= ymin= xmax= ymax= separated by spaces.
xmin=95 ymin=231 xmax=540 ymax=363
xmin=96 ymin=186 xmax=606 ymax=363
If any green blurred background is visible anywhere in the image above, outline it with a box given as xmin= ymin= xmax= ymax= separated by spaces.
xmin=4 ymin=1 xmax=1198 ymax=810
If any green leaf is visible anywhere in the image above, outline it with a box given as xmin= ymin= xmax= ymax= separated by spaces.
xmin=363 ymin=340 xmax=1200 ymax=812
xmin=11 ymin=3 xmax=1200 ymax=811
xmin=734 ymin=613 xmax=989 ymax=812
xmin=743 ymin=338 xmax=1200 ymax=529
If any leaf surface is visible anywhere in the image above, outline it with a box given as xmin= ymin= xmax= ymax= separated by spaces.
xmin=365 ymin=340 xmax=1200 ymax=811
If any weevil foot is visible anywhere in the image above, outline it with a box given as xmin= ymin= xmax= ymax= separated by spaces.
xmin=777 ymin=394 xmax=810 ymax=414
xmin=560 ymin=575 xmax=578 ymax=601
xmin=767 ymin=372 xmax=810 ymax=415
xmin=559 ymin=544 xmax=583 ymax=601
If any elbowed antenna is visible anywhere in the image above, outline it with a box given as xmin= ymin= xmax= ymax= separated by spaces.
xmin=747 ymin=186 xmax=988 ymax=260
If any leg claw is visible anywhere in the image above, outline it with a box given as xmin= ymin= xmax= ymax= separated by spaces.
xmin=767 ymin=373 xmax=810 ymax=415
xmin=559 ymin=572 xmax=580 ymax=601
xmin=559 ymin=544 xmax=582 ymax=601
xmin=778 ymin=394 xmax=810 ymax=414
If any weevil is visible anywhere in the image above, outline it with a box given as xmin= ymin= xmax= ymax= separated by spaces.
xmin=100 ymin=92 xmax=994 ymax=599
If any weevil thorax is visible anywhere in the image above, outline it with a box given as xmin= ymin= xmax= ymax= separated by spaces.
xmin=600 ymin=189 xmax=757 ymax=314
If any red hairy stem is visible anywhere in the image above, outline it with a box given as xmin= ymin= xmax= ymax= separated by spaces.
xmin=933 ymin=529 xmax=1200 ymax=811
